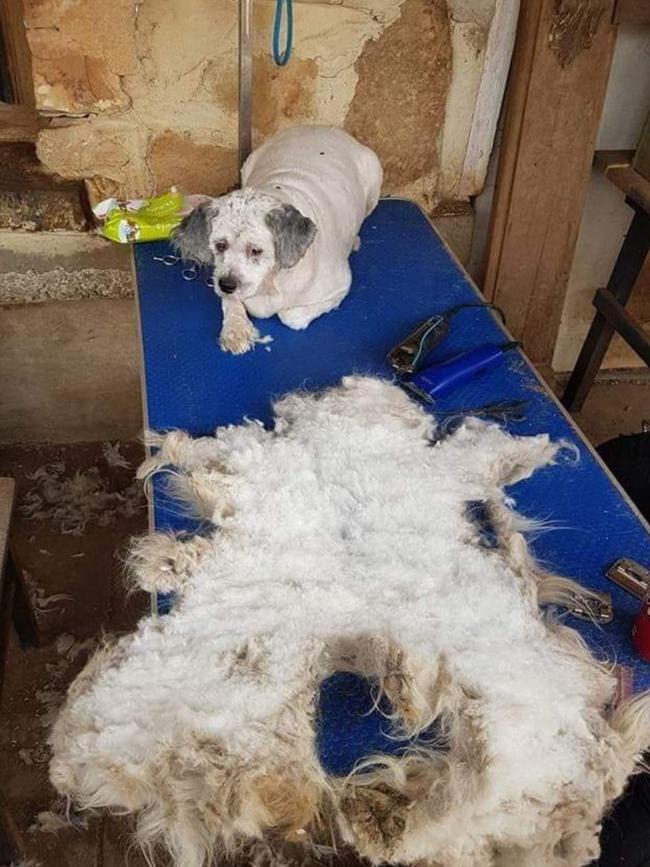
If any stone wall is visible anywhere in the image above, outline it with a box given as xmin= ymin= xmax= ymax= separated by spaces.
xmin=23 ymin=0 xmax=510 ymax=209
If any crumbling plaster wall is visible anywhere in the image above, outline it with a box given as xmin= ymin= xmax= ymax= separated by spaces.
xmin=24 ymin=0 xmax=507 ymax=210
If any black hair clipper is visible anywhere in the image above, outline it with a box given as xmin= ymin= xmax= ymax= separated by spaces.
xmin=387 ymin=314 xmax=450 ymax=374
xmin=387 ymin=302 xmax=506 ymax=375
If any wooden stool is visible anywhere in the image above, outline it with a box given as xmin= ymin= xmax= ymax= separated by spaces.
xmin=0 ymin=477 xmax=40 ymax=864
xmin=563 ymin=152 xmax=650 ymax=412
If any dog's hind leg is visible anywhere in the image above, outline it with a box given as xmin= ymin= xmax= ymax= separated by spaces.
xmin=278 ymin=291 xmax=348 ymax=330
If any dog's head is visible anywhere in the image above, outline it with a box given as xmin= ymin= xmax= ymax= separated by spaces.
xmin=171 ymin=191 xmax=317 ymax=300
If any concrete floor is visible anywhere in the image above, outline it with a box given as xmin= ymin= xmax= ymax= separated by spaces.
xmin=0 ymin=441 xmax=149 ymax=867
xmin=571 ymin=377 xmax=650 ymax=447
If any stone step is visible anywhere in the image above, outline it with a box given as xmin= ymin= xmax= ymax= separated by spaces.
xmin=0 ymin=229 xmax=132 ymax=304
xmin=0 ymin=229 xmax=139 ymax=444
xmin=0 ymin=142 xmax=90 ymax=231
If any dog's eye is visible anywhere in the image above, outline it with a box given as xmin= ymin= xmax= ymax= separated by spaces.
xmin=249 ymin=247 xmax=263 ymax=257
xmin=215 ymin=241 xmax=228 ymax=254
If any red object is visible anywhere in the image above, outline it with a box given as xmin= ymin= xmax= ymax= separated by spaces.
xmin=632 ymin=598 xmax=650 ymax=660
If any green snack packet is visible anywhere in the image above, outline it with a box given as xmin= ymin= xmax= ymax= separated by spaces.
xmin=94 ymin=189 xmax=185 ymax=244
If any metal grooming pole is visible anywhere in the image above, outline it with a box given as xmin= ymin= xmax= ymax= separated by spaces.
xmin=239 ymin=0 xmax=253 ymax=172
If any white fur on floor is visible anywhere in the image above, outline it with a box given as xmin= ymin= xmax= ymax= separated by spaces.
xmin=50 ymin=377 xmax=650 ymax=867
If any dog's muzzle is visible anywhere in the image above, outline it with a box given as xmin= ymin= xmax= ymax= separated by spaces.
xmin=219 ymin=276 xmax=238 ymax=294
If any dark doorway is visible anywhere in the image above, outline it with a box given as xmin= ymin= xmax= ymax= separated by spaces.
xmin=0 ymin=24 xmax=15 ymax=103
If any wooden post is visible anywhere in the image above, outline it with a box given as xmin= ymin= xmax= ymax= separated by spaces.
xmin=483 ymin=0 xmax=617 ymax=369
xmin=0 ymin=0 xmax=37 ymax=142
xmin=238 ymin=0 xmax=253 ymax=172
xmin=613 ymin=0 xmax=650 ymax=25
xmin=0 ymin=0 xmax=34 ymax=108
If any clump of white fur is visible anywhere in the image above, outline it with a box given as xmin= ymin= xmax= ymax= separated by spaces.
xmin=20 ymin=460 xmax=143 ymax=535
xmin=49 ymin=376 xmax=650 ymax=867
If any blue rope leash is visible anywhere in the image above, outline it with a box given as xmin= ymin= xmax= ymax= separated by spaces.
xmin=273 ymin=0 xmax=293 ymax=65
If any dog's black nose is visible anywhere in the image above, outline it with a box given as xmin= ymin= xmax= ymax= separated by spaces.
xmin=218 ymin=276 xmax=238 ymax=294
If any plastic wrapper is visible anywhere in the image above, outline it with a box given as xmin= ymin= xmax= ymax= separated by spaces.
xmin=93 ymin=188 xmax=209 ymax=244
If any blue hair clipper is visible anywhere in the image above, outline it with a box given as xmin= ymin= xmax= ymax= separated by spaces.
xmin=404 ymin=342 xmax=519 ymax=403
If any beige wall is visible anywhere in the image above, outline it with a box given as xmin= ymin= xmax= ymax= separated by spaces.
xmin=24 ymin=0 xmax=515 ymax=210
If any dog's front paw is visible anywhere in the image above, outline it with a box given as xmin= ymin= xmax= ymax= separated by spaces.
xmin=220 ymin=320 xmax=259 ymax=354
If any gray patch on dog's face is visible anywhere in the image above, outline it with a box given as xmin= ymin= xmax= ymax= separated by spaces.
xmin=171 ymin=202 xmax=218 ymax=265
xmin=203 ymin=192 xmax=278 ymax=299
xmin=265 ymin=204 xmax=317 ymax=269
xmin=171 ymin=192 xmax=316 ymax=299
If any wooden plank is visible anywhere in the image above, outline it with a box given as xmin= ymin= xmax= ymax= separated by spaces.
xmin=0 ymin=101 xmax=37 ymax=142
xmin=0 ymin=477 xmax=32 ymax=861
xmin=594 ymin=287 xmax=650 ymax=366
xmin=0 ymin=477 xmax=16 ymax=698
xmin=0 ymin=0 xmax=34 ymax=107
xmin=633 ymin=111 xmax=650 ymax=183
xmin=0 ymin=477 xmax=39 ymax=657
xmin=0 ymin=557 xmax=15 ymax=699
xmin=0 ymin=478 xmax=14 ymax=595
xmin=613 ymin=0 xmax=650 ymax=24
xmin=482 ymin=1 xmax=544 ymax=301
xmin=8 ymin=544 xmax=41 ymax=647
xmin=593 ymin=149 xmax=634 ymax=171
xmin=606 ymin=168 xmax=650 ymax=213
xmin=595 ymin=150 xmax=650 ymax=213
xmin=457 ymin=0 xmax=521 ymax=198
xmin=483 ymin=0 xmax=617 ymax=367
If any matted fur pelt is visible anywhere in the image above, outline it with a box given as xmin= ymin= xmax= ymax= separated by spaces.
xmin=50 ymin=376 xmax=650 ymax=867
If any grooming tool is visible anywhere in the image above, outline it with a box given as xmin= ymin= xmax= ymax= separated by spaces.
xmin=437 ymin=399 xmax=528 ymax=423
xmin=430 ymin=400 xmax=528 ymax=445
xmin=606 ymin=558 xmax=650 ymax=600
xmin=566 ymin=592 xmax=614 ymax=625
xmin=388 ymin=313 xmax=451 ymax=374
xmin=153 ymin=254 xmax=214 ymax=288
xmin=607 ymin=559 xmax=650 ymax=660
xmin=404 ymin=342 xmax=519 ymax=403
xmin=181 ymin=264 xmax=199 ymax=281
xmin=387 ymin=302 xmax=506 ymax=374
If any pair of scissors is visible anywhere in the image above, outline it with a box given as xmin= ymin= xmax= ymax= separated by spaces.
xmin=152 ymin=254 xmax=199 ymax=281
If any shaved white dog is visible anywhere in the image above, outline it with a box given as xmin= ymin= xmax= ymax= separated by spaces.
xmin=172 ymin=126 xmax=383 ymax=354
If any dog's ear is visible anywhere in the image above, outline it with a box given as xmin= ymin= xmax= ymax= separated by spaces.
xmin=171 ymin=202 xmax=217 ymax=264
xmin=265 ymin=204 xmax=317 ymax=269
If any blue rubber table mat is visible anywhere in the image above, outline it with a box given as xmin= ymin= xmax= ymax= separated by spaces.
xmin=135 ymin=198 xmax=650 ymax=774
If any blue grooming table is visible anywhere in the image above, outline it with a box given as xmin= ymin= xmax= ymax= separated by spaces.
xmin=134 ymin=198 xmax=650 ymax=774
